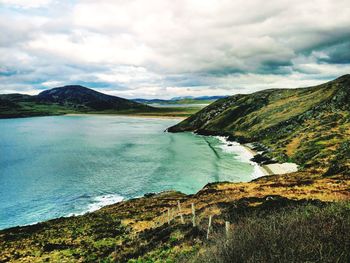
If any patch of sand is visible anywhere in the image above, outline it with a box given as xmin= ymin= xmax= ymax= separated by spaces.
xmin=264 ymin=163 xmax=299 ymax=175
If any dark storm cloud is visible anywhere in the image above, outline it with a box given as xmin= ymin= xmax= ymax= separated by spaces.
xmin=318 ymin=41 xmax=350 ymax=64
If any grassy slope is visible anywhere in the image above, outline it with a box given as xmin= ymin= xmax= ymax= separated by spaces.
xmin=0 ymin=87 xmax=204 ymax=118
xmin=168 ymin=75 xmax=350 ymax=176
xmin=192 ymin=201 xmax=350 ymax=263
xmin=93 ymin=106 xmax=202 ymax=118
xmin=1 ymin=179 xmax=349 ymax=262
xmin=0 ymin=100 xmax=201 ymax=118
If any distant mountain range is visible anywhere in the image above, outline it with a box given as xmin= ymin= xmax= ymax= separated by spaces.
xmin=132 ymin=95 xmax=227 ymax=105
xmin=0 ymin=85 xmax=153 ymax=118
xmin=169 ymin=74 xmax=350 ymax=176
xmin=170 ymin=95 xmax=227 ymax=100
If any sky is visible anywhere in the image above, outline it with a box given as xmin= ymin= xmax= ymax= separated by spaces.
xmin=1 ymin=0 xmax=350 ymax=99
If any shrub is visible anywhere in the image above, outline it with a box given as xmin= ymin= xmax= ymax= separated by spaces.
xmin=192 ymin=202 xmax=350 ymax=263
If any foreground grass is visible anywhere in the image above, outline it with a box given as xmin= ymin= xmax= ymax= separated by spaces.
xmin=191 ymin=201 xmax=350 ymax=263
xmin=2 ymin=185 xmax=349 ymax=263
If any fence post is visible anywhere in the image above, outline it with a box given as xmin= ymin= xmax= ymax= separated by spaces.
xmin=191 ymin=203 xmax=196 ymax=227
xmin=167 ymin=208 xmax=171 ymax=225
xmin=225 ymin=221 xmax=230 ymax=238
xmin=206 ymin=215 xmax=212 ymax=240
xmin=177 ymin=200 xmax=184 ymax=224
xmin=171 ymin=208 xmax=175 ymax=221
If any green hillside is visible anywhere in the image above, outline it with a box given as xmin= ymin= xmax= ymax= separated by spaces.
xmin=168 ymin=75 xmax=350 ymax=176
xmin=0 ymin=86 xmax=201 ymax=118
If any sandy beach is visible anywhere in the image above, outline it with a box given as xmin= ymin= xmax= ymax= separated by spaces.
xmin=242 ymin=144 xmax=298 ymax=175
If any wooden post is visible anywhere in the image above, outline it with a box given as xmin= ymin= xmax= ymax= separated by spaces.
xmin=225 ymin=221 xmax=230 ymax=238
xmin=167 ymin=208 xmax=170 ymax=225
xmin=177 ymin=200 xmax=184 ymax=224
xmin=191 ymin=203 xmax=196 ymax=227
xmin=172 ymin=208 xmax=176 ymax=221
xmin=206 ymin=215 xmax=212 ymax=240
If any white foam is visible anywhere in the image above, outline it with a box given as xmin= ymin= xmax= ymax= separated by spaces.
xmin=67 ymin=193 xmax=124 ymax=217
xmin=86 ymin=194 xmax=124 ymax=213
xmin=215 ymin=136 xmax=265 ymax=179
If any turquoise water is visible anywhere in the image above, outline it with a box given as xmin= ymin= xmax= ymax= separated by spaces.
xmin=0 ymin=115 xmax=257 ymax=230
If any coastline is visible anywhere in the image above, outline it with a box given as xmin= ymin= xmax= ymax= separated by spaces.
xmin=241 ymin=145 xmax=273 ymax=176
xmin=216 ymin=136 xmax=298 ymax=177
xmin=215 ymin=136 xmax=270 ymax=177
xmin=64 ymin=113 xmax=186 ymax=120
xmin=242 ymin=144 xmax=299 ymax=175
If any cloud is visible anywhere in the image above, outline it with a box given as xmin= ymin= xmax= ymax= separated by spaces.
xmin=0 ymin=0 xmax=52 ymax=9
xmin=0 ymin=0 xmax=350 ymax=98
xmin=318 ymin=41 xmax=350 ymax=64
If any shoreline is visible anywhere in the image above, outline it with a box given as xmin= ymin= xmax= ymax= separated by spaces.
xmin=215 ymin=136 xmax=271 ymax=177
xmin=216 ymin=136 xmax=298 ymax=176
xmin=64 ymin=113 xmax=186 ymax=120
xmin=242 ymin=144 xmax=299 ymax=175
xmin=241 ymin=143 xmax=299 ymax=175
xmin=241 ymin=145 xmax=273 ymax=176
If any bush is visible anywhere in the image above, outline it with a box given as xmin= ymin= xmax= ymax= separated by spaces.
xmin=192 ymin=202 xmax=350 ymax=263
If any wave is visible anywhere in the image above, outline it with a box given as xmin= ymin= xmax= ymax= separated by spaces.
xmin=87 ymin=194 xmax=124 ymax=212
xmin=215 ymin=136 xmax=265 ymax=179
xmin=67 ymin=193 xmax=124 ymax=216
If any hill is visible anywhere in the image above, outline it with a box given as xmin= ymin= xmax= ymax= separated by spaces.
xmin=0 ymin=85 xmax=195 ymax=118
xmin=36 ymin=85 xmax=151 ymax=111
xmin=168 ymin=75 xmax=350 ymax=176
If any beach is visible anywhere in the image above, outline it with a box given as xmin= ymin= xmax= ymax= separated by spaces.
xmin=217 ymin=136 xmax=298 ymax=176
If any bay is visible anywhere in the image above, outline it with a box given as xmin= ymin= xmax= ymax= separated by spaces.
xmin=0 ymin=115 xmax=260 ymax=229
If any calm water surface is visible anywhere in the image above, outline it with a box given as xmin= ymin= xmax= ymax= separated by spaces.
xmin=0 ymin=115 xmax=259 ymax=229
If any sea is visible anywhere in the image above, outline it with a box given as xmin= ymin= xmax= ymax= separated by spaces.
xmin=0 ymin=115 xmax=263 ymax=229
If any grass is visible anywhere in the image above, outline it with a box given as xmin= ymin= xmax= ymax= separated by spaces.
xmin=169 ymin=76 xmax=350 ymax=176
xmin=95 ymin=106 xmax=202 ymax=118
xmin=0 ymin=101 xmax=202 ymax=118
xmin=1 ymin=184 xmax=349 ymax=262
xmin=190 ymin=201 xmax=350 ymax=263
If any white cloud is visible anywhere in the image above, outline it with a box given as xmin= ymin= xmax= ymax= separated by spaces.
xmin=0 ymin=0 xmax=52 ymax=9
xmin=0 ymin=0 xmax=350 ymax=98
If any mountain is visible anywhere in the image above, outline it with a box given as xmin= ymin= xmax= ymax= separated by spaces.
xmin=0 ymin=85 xmax=153 ymax=118
xmin=36 ymin=85 xmax=150 ymax=111
xmin=132 ymin=98 xmax=169 ymax=104
xmin=170 ymin=96 xmax=194 ymax=100
xmin=132 ymin=95 xmax=228 ymax=105
xmin=193 ymin=95 xmax=228 ymax=100
xmin=168 ymin=75 xmax=350 ymax=176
